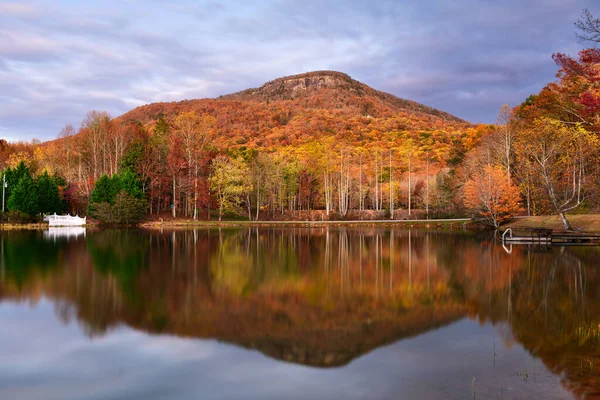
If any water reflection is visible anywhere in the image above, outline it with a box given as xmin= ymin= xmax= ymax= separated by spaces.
xmin=0 ymin=227 xmax=599 ymax=398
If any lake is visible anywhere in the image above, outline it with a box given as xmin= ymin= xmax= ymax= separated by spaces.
xmin=0 ymin=227 xmax=598 ymax=399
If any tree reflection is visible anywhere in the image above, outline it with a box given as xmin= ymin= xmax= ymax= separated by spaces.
xmin=0 ymin=228 xmax=599 ymax=396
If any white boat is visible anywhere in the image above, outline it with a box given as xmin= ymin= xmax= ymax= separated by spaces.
xmin=43 ymin=213 xmax=87 ymax=227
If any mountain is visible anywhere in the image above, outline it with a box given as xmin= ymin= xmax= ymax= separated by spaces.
xmin=220 ymin=71 xmax=466 ymax=123
xmin=116 ymin=70 xmax=470 ymax=149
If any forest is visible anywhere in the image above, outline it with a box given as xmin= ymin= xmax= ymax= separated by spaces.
xmin=2 ymin=11 xmax=600 ymax=229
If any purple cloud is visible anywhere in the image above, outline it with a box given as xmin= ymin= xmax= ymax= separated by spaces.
xmin=0 ymin=0 xmax=596 ymax=141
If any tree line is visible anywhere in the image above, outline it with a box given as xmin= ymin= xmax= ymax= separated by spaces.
xmin=3 ymin=10 xmax=600 ymax=228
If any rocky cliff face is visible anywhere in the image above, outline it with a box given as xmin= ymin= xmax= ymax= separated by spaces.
xmin=224 ymin=71 xmax=364 ymax=100
xmin=252 ymin=71 xmax=361 ymax=96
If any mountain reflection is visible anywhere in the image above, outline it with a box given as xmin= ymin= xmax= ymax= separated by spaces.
xmin=0 ymin=228 xmax=599 ymax=398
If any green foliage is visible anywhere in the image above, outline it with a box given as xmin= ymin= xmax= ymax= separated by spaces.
xmin=112 ymin=191 xmax=147 ymax=224
xmin=120 ymin=140 xmax=146 ymax=173
xmin=7 ymin=174 xmax=39 ymax=216
xmin=88 ymin=202 xmax=112 ymax=223
xmin=154 ymin=116 xmax=170 ymax=136
xmin=89 ymin=175 xmax=121 ymax=205
xmin=119 ymin=169 xmax=144 ymax=199
xmin=87 ymin=230 xmax=148 ymax=304
xmin=89 ymin=170 xmax=146 ymax=223
xmin=3 ymin=161 xmax=30 ymax=201
xmin=89 ymin=190 xmax=147 ymax=224
xmin=229 ymin=147 xmax=258 ymax=162
xmin=3 ymin=165 xmax=63 ymax=217
xmin=90 ymin=170 xmax=144 ymax=208
xmin=0 ymin=231 xmax=60 ymax=287
xmin=36 ymin=171 xmax=63 ymax=214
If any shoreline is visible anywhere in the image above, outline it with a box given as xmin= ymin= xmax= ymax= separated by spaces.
xmin=4 ymin=214 xmax=599 ymax=232
xmin=504 ymin=214 xmax=600 ymax=233
xmin=0 ymin=218 xmax=471 ymax=231
xmin=138 ymin=218 xmax=472 ymax=229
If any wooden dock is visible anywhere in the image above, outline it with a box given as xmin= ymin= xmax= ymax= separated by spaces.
xmin=502 ymin=228 xmax=600 ymax=245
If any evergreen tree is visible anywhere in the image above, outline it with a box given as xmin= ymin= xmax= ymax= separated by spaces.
xmin=120 ymin=140 xmax=145 ymax=173
xmin=3 ymin=161 xmax=30 ymax=201
xmin=89 ymin=174 xmax=122 ymax=205
xmin=7 ymin=174 xmax=39 ymax=216
xmin=37 ymin=171 xmax=62 ymax=214
xmin=119 ymin=169 xmax=144 ymax=199
xmin=89 ymin=170 xmax=147 ymax=224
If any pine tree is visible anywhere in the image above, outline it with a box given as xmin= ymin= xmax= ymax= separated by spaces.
xmin=7 ymin=174 xmax=39 ymax=216
xmin=90 ymin=174 xmax=121 ymax=205
xmin=37 ymin=171 xmax=62 ymax=214
xmin=119 ymin=169 xmax=144 ymax=199
xmin=3 ymin=161 xmax=30 ymax=202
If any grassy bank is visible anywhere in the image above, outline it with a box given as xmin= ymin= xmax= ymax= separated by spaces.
xmin=505 ymin=214 xmax=600 ymax=232
xmin=0 ymin=222 xmax=50 ymax=230
xmin=1 ymin=218 xmax=472 ymax=230
xmin=139 ymin=218 xmax=472 ymax=229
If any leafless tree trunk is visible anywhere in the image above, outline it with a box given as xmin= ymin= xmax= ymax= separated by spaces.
xmin=389 ymin=150 xmax=394 ymax=219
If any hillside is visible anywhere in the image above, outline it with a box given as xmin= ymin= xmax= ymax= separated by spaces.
xmin=18 ymin=70 xmax=486 ymax=219
xmin=219 ymin=71 xmax=466 ymax=123
xmin=115 ymin=70 xmax=471 ymax=149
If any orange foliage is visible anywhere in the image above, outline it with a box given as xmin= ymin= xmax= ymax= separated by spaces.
xmin=464 ymin=165 xmax=522 ymax=227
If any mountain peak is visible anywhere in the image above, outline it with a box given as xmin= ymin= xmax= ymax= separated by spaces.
xmin=118 ymin=71 xmax=468 ymax=129
xmin=222 ymin=70 xmax=363 ymax=100
xmin=220 ymin=71 xmax=467 ymax=123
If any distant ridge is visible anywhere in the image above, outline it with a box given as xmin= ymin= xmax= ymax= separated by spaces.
xmin=219 ymin=70 xmax=467 ymax=123
xmin=110 ymin=70 xmax=471 ymax=150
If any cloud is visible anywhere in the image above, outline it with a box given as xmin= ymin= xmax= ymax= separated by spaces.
xmin=0 ymin=2 xmax=40 ymax=17
xmin=0 ymin=0 xmax=596 ymax=141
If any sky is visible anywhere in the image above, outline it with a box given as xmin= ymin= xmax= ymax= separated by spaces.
xmin=0 ymin=0 xmax=596 ymax=142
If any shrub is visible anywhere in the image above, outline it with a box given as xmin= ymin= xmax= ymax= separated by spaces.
xmin=89 ymin=190 xmax=147 ymax=225
xmin=1 ymin=211 xmax=38 ymax=224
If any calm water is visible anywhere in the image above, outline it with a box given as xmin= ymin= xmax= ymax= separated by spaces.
xmin=0 ymin=227 xmax=598 ymax=400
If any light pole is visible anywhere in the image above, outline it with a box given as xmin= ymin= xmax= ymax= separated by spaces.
xmin=1 ymin=174 xmax=5 ymax=213
xmin=1 ymin=174 xmax=5 ymax=226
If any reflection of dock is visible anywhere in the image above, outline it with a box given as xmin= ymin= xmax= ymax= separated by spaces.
xmin=502 ymin=228 xmax=600 ymax=245
xmin=43 ymin=227 xmax=86 ymax=241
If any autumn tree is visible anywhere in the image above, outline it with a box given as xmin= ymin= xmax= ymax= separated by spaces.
xmin=174 ymin=111 xmax=215 ymax=220
xmin=515 ymin=118 xmax=598 ymax=230
xmin=494 ymin=105 xmax=516 ymax=181
xmin=167 ymin=131 xmax=186 ymax=218
xmin=338 ymin=148 xmax=351 ymax=217
xmin=58 ymin=124 xmax=76 ymax=182
xmin=464 ymin=165 xmax=522 ymax=228
xmin=248 ymin=152 xmax=284 ymax=220
xmin=209 ymin=155 xmax=250 ymax=221
xmin=80 ymin=111 xmax=111 ymax=180
xmin=108 ymin=121 xmax=132 ymax=176
xmin=400 ymin=139 xmax=419 ymax=215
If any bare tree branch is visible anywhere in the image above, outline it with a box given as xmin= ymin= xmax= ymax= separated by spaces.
xmin=575 ymin=9 xmax=600 ymax=43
